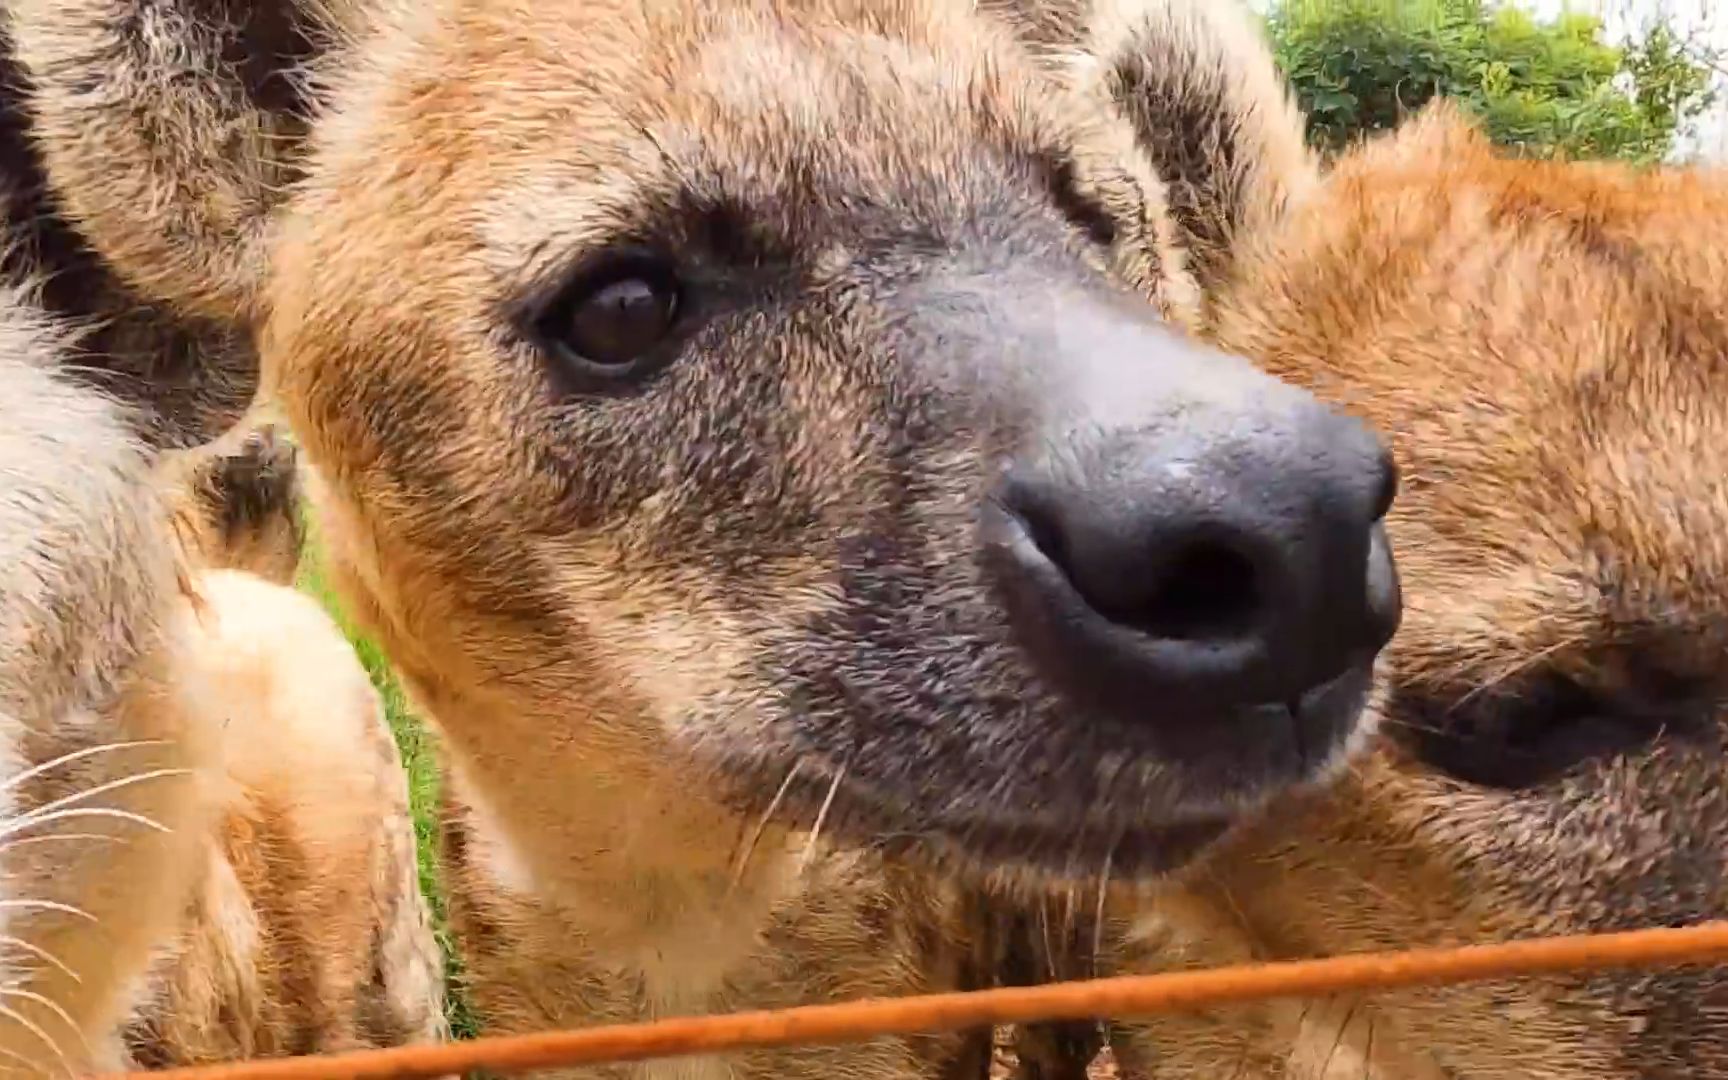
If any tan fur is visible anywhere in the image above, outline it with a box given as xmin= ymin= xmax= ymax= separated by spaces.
xmin=261 ymin=2 xmax=1373 ymax=1072
xmin=32 ymin=0 xmax=1726 ymax=1076
xmin=124 ymin=569 xmax=448 ymax=1067
xmin=155 ymin=414 xmax=307 ymax=588
xmin=1029 ymin=9 xmax=1728 ymax=1076
xmin=3 ymin=0 xmax=1420 ymax=1077
xmin=0 ymin=287 xmax=216 ymax=1075
xmin=0 ymin=296 xmax=443 ymax=1071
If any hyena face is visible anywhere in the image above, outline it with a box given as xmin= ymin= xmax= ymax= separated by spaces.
xmin=266 ymin=0 xmax=1398 ymax=882
xmin=1108 ymin=107 xmax=1728 ymax=1077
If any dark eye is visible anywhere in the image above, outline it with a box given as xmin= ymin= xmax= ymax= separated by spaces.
xmin=1387 ymin=667 xmax=1683 ymax=790
xmin=534 ymin=252 xmax=682 ymax=380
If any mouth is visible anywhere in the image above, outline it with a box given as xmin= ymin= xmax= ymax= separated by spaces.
xmin=941 ymin=663 xmax=1376 ymax=881
xmin=704 ymin=661 xmax=1375 ymax=884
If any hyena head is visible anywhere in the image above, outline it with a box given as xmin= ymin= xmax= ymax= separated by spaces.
xmin=20 ymin=0 xmax=1402 ymax=883
xmin=1105 ymin=101 xmax=1728 ymax=1077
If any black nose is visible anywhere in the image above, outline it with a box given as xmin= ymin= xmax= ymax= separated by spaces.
xmin=983 ymin=329 xmax=1400 ymax=717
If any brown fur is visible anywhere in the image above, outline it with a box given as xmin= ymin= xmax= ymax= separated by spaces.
xmin=1018 ymin=9 xmax=1728 ymax=1077
xmin=156 ymin=414 xmax=307 ymax=588
xmin=986 ymin=0 xmax=1316 ymax=308
xmin=0 ymin=15 xmax=259 ymax=450
xmin=4 ymin=0 xmax=1411 ymax=1076
xmin=0 ymin=309 xmax=444 ymax=1072
xmin=266 ymin=10 xmax=1153 ymax=1074
xmin=121 ymin=567 xmax=448 ymax=1067
xmin=16 ymin=0 xmax=1728 ymax=1074
xmin=267 ymin=0 xmax=1402 ymax=1070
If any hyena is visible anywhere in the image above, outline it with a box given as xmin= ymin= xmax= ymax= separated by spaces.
xmin=1017 ymin=7 xmax=1728 ymax=1079
xmin=0 ymin=314 xmax=444 ymax=1072
xmin=4 ymin=0 xmax=1403 ymax=1076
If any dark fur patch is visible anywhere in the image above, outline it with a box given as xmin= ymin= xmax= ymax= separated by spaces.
xmin=0 ymin=23 xmax=257 ymax=448
xmin=1106 ymin=48 xmax=1242 ymax=294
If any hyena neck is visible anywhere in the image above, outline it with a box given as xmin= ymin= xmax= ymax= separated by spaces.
xmin=429 ymin=689 xmax=809 ymax=974
xmin=311 ymin=500 xmax=809 ymax=978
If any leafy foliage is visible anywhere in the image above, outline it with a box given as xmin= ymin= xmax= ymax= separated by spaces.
xmin=1265 ymin=0 xmax=1719 ymax=163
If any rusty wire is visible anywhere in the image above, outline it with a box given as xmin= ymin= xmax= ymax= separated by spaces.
xmin=98 ymin=920 xmax=1728 ymax=1080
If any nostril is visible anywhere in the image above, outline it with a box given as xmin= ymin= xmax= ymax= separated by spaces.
xmin=1099 ymin=540 xmax=1263 ymax=642
xmin=1014 ymin=495 xmax=1073 ymax=586
xmin=1371 ymin=449 xmax=1399 ymax=522
xmin=1007 ymin=474 xmax=1270 ymax=645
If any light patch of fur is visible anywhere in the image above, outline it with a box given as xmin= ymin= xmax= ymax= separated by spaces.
xmin=125 ymin=569 xmax=448 ymax=1066
xmin=0 ymin=288 xmax=219 ymax=1075
xmin=0 ymin=283 xmax=443 ymax=1072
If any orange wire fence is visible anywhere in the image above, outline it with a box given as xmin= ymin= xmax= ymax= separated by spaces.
xmin=100 ymin=920 xmax=1728 ymax=1080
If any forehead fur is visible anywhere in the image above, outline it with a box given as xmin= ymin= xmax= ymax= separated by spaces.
xmin=267 ymin=0 xmax=1179 ymax=473
xmin=284 ymin=0 xmax=1116 ymax=278
xmin=1219 ymin=104 xmax=1728 ymax=681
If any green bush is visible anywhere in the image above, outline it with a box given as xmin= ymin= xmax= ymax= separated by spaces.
xmin=1265 ymin=0 xmax=1718 ymax=163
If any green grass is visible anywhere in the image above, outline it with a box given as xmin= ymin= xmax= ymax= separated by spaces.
xmin=293 ymin=514 xmax=480 ymax=1039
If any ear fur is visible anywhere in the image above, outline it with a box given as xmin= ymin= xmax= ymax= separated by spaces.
xmin=991 ymin=0 xmax=1319 ymax=308
xmin=2 ymin=0 xmax=359 ymax=325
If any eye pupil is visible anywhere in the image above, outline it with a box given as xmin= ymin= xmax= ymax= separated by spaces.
xmin=552 ymin=260 xmax=681 ymax=370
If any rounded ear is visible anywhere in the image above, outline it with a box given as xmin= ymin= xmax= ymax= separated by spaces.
xmin=994 ymin=0 xmax=1319 ymax=308
xmin=3 ymin=0 xmax=363 ymax=326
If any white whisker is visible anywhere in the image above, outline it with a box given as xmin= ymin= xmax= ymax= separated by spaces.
xmin=0 ymin=937 xmax=77 ymax=983
xmin=731 ymin=762 xmax=802 ymax=888
xmin=0 ymin=901 xmax=94 ymax=924
xmin=0 ymin=834 xmax=123 ymax=854
xmin=0 ymin=742 xmax=169 ymax=798
xmin=0 ymin=807 xmax=171 ymax=844
xmin=0 ymin=1040 xmax=50 ymax=1076
xmin=1038 ymin=900 xmax=1058 ymax=981
xmin=799 ymin=766 xmax=846 ymax=873
xmin=1091 ymin=844 xmax=1114 ymax=979
xmin=0 ymin=1001 xmax=70 ymax=1077
xmin=0 ymin=988 xmax=91 ymax=1059
xmin=10 ymin=768 xmax=191 ymax=826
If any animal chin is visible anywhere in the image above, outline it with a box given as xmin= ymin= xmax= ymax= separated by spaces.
xmin=926 ymin=816 xmax=1238 ymax=885
xmin=701 ymin=751 xmax=1249 ymax=884
xmin=690 ymin=663 xmax=1377 ymax=884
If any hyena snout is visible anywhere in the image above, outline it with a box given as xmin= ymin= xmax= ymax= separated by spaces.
xmin=982 ymin=298 xmax=1402 ymax=734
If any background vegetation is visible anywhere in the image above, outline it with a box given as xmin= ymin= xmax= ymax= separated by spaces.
xmin=1264 ymin=0 xmax=1720 ymax=162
